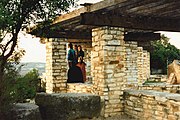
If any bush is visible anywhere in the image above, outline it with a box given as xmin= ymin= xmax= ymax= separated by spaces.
xmin=150 ymin=35 xmax=180 ymax=74
xmin=14 ymin=69 xmax=39 ymax=102
xmin=0 ymin=63 xmax=40 ymax=119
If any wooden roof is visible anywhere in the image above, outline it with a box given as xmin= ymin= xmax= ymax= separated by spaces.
xmin=32 ymin=0 xmax=180 ymax=40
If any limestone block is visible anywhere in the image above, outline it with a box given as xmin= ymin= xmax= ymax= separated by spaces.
xmin=36 ymin=93 xmax=101 ymax=120
xmin=10 ymin=103 xmax=42 ymax=120
xmin=107 ymin=40 xmax=121 ymax=45
xmin=167 ymin=60 xmax=180 ymax=84
xmin=101 ymin=34 xmax=114 ymax=40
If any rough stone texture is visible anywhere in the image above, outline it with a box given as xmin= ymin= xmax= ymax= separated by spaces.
xmin=11 ymin=103 xmax=41 ymax=120
xmin=127 ymin=83 xmax=180 ymax=94
xmin=91 ymin=26 xmax=126 ymax=117
xmin=45 ymin=38 xmax=67 ymax=93
xmin=124 ymin=90 xmax=180 ymax=120
xmin=125 ymin=41 xmax=138 ymax=84
xmin=167 ymin=60 xmax=180 ymax=84
xmin=67 ymin=83 xmax=94 ymax=93
xmin=35 ymin=93 xmax=101 ymax=120
xmin=137 ymin=47 xmax=150 ymax=84
xmin=43 ymin=26 xmax=152 ymax=118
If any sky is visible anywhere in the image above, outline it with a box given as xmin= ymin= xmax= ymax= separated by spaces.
xmin=19 ymin=0 xmax=180 ymax=63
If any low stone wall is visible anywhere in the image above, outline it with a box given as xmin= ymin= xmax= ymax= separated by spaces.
xmin=149 ymin=75 xmax=167 ymax=82
xmin=124 ymin=90 xmax=180 ymax=120
xmin=35 ymin=93 xmax=101 ymax=120
xmin=67 ymin=83 xmax=94 ymax=94
xmin=127 ymin=84 xmax=180 ymax=93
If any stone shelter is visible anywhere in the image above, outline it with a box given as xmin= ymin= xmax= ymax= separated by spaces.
xmin=31 ymin=0 xmax=180 ymax=119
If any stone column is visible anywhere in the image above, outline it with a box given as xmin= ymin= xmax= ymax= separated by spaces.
xmin=143 ymin=50 xmax=150 ymax=80
xmin=147 ymin=52 xmax=151 ymax=79
xmin=124 ymin=41 xmax=138 ymax=85
xmin=91 ymin=26 xmax=125 ymax=117
xmin=45 ymin=38 xmax=67 ymax=93
xmin=137 ymin=47 xmax=144 ymax=84
xmin=137 ymin=48 xmax=151 ymax=84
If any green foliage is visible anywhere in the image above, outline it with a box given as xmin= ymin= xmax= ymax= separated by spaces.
xmin=150 ymin=34 xmax=180 ymax=74
xmin=0 ymin=0 xmax=78 ymax=118
xmin=2 ymin=64 xmax=39 ymax=102
xmin=0 ymin=0 xmax=78 ymax=33
xmin=0 ymin=64 xmax=40 ymax=118
xmin=14 ymin=69 xmax=39 ymax=102
xmin=0 ymin=62 xmax=21 ymax=118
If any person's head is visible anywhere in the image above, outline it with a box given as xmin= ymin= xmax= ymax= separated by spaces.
xmin=78 ymin=45 xmax=82 ymax=51
xmin=74 ymin=45 xmax=78 ymax=50
xmin=68 ymin=43 xmax=73 ymax=49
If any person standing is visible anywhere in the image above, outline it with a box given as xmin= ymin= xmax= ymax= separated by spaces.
xmin=77 ymin=45 xmax=84 ymax=61
xmin=73 ymin=44 xmax=78 ymax=65
xmin=67 ymin=43 xmax=76 ymax=68
xmin=76 ymin=45 xmax=86 ymax=82
xmin=67 ymin=44 xmax=83 ymax=83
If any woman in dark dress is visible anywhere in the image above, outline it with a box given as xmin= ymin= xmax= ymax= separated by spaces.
xmin=76 ymin=45 xmax=86 ymax=82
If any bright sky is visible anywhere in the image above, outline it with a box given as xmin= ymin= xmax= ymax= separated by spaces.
xmin=19 ymin=0 xmax=180 ymax=62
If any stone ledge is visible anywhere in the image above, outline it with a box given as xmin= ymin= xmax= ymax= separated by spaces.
xmin=124 ymin=89 xmax=180 ymax=101
xmin=127 ymin=83 xmax=180 ymax=94
xmin=124 ymin=90 xmax=180 ymax=119
xmin=35 ymin=93 xmax=101 ymax=120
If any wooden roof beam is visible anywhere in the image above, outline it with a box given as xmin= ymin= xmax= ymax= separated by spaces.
xmin=124 ymin=32 xmax=160 ymax=41
xmin=80 ymin=12 xmax=180 ymax=32
xmin=33 ymin=29 xmax=92 ymax=40
xmin=53 ymin=0 xmax=129 ymax=24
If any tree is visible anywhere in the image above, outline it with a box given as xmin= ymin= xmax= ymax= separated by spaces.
xmin=0 ymin=0 xmax=77 ymax=118
xmin=150 ymin=34 xmax=180 ymax=74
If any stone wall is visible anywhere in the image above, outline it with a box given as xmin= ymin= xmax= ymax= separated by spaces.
xmin=44 ymin=26 xmax=153 ymax=118
xmin=91 ymin=26 xmax=126 ymax=117
xmin=67 ymin=83 xmax=94 ymax=93
xmin=137 ymin=47 xmax=150 ymax=84
xmin=127 ymin=84 xmax=180 ymax=93
xmin=124 ymin=90 xmax=180 ymax=120
xmin=125 ymin=41 xmax=138 ymax=84
xmin=45 ymin=38 xmax=67 ymax=93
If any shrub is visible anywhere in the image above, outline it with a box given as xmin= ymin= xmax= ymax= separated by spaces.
xmin=14 ymin=69 xmax=39 ymax=102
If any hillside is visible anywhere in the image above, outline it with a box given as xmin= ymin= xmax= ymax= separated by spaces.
xmin=18 ymin=62 xmax=45 ymax=76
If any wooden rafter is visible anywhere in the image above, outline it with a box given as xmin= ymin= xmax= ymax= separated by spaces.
xmin=80 ymin=12 xmax=180 ymax=32
xmin=31 ymin=0 xmax=180 ymax=40
xmin=124 ymin=32 xmax=160 ymax=41
xmin=34 ymin=29 xmax=92 ymax=40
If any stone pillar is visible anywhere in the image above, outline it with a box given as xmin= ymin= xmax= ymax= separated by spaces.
xmin=124 ymin=41 xmax=138 ymax=85
xmin=143 ymin=50 xmax=150 ymax=80
xmin=45 ymin=38 xmax=67 ymax=93
xmin=137 ymin=47 xmax=144 ymax=84
xmin=137 ymin=48 xmax=151 ymax=84
xmin=91 ymin=26 xmax=125 ymax=117
xmin=147 ymin=52 xmax=151 ymax=79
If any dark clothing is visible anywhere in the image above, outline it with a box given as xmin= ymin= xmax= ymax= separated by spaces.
xmin=77 ymin=50 xmax=84 ymax=64
xmin=74 ymin=49 xmax=78 ymax=64
xmin=78 ymin=50 xmax=84 ymax=59
xmin=76 ymin=62 xmax=86 ymax=82
xmin=67 ymin=66 xmax=84 ymax=83
xmin=67 ymin=49 xmax=76 ymax=67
